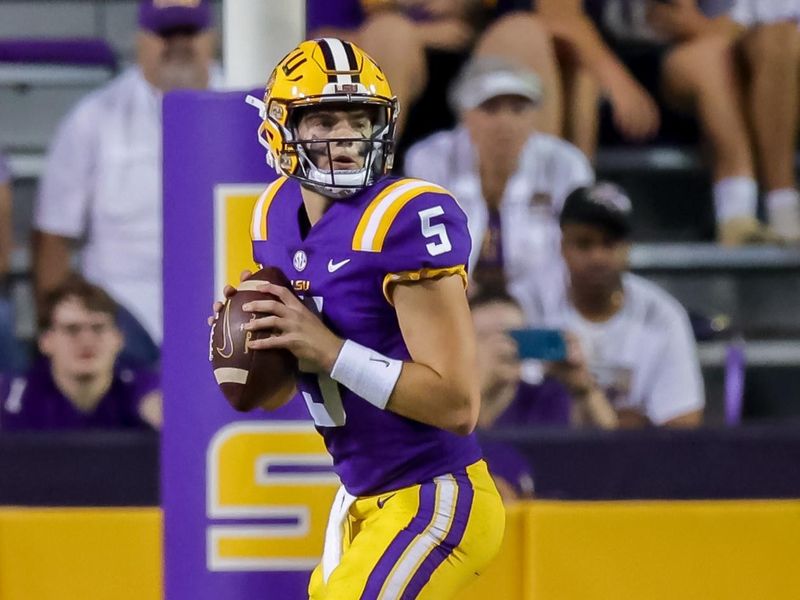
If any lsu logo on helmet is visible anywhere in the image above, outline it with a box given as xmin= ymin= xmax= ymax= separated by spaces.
xmin=246 ymin=38 xmax=399 ymax=198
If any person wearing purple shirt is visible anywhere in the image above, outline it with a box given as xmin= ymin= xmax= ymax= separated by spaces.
xmin=0 ymin=276 xmax=161 ymax=431
xmin=471 ymin=288 xmax=571 ymax=429
xmin=470 ymin=286 xmax=616 ymax=429
xmin=214 ymin=39 xmax=504 ymax=599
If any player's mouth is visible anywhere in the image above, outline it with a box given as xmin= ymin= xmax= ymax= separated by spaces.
xmin=331 ymin=155 xmax=359 ymax=170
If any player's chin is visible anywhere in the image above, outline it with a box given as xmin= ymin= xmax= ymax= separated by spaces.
xmin=318 ymin=162 xmax=363 ymax=173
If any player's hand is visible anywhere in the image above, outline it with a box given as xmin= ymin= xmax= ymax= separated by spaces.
xmin=207 ymin=269 xmax=252 ymax=326
xmin=606 ymin=74 xmax=660 ymax=142
xmin=242 ymin=281 xmax=345 ymax=374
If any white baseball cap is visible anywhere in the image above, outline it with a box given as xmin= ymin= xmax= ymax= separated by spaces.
xmin=449 ymin=56 xmax=543 ymax=113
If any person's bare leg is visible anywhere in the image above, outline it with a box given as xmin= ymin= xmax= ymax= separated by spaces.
xmin=355 ymin=12 xmax=427 ymax=135
xmin=662 ymin=34 xmax=771 ymax=245
xmin=741 ymin=22 xmax=799 ymax=190
xmin=473 ymin=12 xmax=563 ymax=139
xmin=561 ymin=59 xmax=599 ymax=158
xmin=740 ymin=22 xmax=800 ymax=242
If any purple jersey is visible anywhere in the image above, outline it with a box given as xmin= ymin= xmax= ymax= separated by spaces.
xmin=0 ymin=360 xmax=158 ymax=431
xmin=251 ymin=176 xmax=481 ymax=495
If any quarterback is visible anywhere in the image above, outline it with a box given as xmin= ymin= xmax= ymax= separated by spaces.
xmin=228 ymin=38 xmax=505 ymax=599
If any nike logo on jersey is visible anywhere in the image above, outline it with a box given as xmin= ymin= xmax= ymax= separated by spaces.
xmin=377 ymin=493 xmax=396 ymax=508
xmin=370 ymin=357 xmax=390 ymax=367
xmin=327 ymin=258 xmax=351 ymax=272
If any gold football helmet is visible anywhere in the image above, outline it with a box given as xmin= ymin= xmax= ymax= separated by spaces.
xmin=246 ymin=38 xmax=398 ymax=198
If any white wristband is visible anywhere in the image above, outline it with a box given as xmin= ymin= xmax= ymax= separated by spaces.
xmin=330 ymin=340 xmax=403 ymax=410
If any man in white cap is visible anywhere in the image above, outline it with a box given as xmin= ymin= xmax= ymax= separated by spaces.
xmin=33 ymin=0 xmax=218 ymax=366
xmin=404 ymin=56 xmax=594 ymax=295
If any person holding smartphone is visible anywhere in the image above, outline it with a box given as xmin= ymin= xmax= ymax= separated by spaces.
xmin=512 ymin=183 xmax=705 ymax=428
xmin=470 ymin=287 xmax=617 ymax=429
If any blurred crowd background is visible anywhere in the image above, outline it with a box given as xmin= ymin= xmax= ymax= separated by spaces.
xmin=1 ymin=0 xmax=800 ymax=503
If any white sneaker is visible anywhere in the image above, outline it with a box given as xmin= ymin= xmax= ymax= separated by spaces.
xmin=767 ymin=198 xmax=800 ymax=244
xmin=717 ymin=216 xmax=779 ymax=246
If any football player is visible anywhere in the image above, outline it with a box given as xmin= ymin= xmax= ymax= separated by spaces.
xmin=214 ymin=38 xmax=505 ymax=599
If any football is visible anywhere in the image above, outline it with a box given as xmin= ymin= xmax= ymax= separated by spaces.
xmin=209 ymin=266 xmax=298 ymax=411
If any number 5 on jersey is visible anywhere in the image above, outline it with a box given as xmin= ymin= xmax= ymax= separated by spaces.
xmin=419 ymin=206 xmax=452 ymax=256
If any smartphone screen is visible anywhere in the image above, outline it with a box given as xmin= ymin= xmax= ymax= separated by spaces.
xmin=508 ymin=328 xmax=567 ymax=361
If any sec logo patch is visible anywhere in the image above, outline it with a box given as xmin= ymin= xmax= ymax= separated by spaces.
xmin=293 ymin=250 xmax=308 ymax=272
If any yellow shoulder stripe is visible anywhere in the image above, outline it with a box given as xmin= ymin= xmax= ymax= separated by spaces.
xmin=250 ymin=177 xmax=288 ymax=241
xmin=381 ymin=265 xmax=468 ymax=305
xmin=352 ymin=179 xmax=452 ymax=252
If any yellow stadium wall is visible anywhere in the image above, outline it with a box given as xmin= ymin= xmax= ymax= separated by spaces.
xmin=1 ymin=501 xmax=799 ymax=600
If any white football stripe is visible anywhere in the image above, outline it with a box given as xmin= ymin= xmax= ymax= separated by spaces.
xmin=359 ymin=180 xmax=432 ymax=251
xmin=322 ymin=37 xmax=352 ymax=83
xmin=251 ymin=188 xmax=269 ymax=240
xmin=214 ymin=367 xmax=248 ymax=385
xmin=379 ymin=475 xmax=458 ymax=599
xmin=237 ymin=280 xmax=267 ymax=292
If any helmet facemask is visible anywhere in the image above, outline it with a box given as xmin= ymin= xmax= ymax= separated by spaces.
xmin=279 ymin=100 xmax=395 ymax=199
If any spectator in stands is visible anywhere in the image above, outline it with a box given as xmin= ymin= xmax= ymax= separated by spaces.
xmin=0 ymin=152 xmax=30 ymax=372
xmin=512 ymin=183 xmax=705 ymax=428
xmin=0 ymin=151 xmax=16 ymax=372
xmin=647 ymin=0 xmax=800 ymax=244
xmin=472 ymin=287 xmax=616 ymax=502
xmin=0 ymin=276 xmax=161 ymax=431
xmin=306 ymin=0 xmax=471 ymax=134
xmin=33 ymin=0 xmax=219 ymax=367
xmin=405 ymin=55 xmax=593 ymax=294
xmin=501 ymin=0 xmax=661 ymax=157
xmin=306 ymin=1 xmax=572 ymax=161
xmin=472 ymin=287 xmax=618 ymax=429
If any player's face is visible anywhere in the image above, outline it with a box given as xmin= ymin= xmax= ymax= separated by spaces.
xmin=561 ymin=223 xmax=629 ymax=296
xmin=463 ymin=94 xmax=536 ymax=166
xmin=39 ymin=298 xmax=123 ymax=381
xmin=296 ymin=106 xmax=376 ymax=172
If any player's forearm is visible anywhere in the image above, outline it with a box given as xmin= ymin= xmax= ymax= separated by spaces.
xmin=387 ymin=362 xmax=479 ymax=435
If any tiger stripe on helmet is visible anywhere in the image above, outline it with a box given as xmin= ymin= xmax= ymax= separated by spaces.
xmin=317 ymin=38 xmax=337 ymax=83
xmin=342 ymin=40 xmax=361 ymax=83
xmin=318 ymin=38 xmax=359 ymax=84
